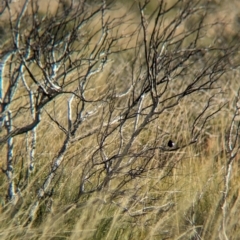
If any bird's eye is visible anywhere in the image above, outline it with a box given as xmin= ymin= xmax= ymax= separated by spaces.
xmin=168 ymin=140 xmax=175 ymax=147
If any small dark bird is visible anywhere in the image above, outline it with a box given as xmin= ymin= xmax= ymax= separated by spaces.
xmin=168 ymin=140 xmax=175 ymax=147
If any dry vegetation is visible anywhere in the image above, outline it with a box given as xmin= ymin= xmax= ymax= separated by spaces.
xmin=0 ymin=0 xmax=240 ymax=239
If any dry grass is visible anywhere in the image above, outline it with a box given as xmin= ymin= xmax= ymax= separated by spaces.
xmin=1 ymin=0 xmax=240 ymax=240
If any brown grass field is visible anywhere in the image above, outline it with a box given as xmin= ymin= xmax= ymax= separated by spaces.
xmin=0 ymin=0 xmax=240 ymax=239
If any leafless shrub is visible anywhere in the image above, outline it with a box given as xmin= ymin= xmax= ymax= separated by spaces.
xmin=0 ymin=0 xmax=238 ymax=232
